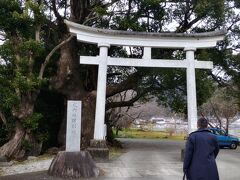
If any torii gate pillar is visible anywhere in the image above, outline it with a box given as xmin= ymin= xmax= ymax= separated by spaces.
xmin=185 ymin=47 xmax=197 ymax=133
xmin=93 ymin=44 xmax=109 ymax=140
xmin=88 ymin=44 xmax=110 ymax=161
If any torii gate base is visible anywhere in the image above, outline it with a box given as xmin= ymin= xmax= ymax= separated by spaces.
xmin=65 ymin=20 xmax=226 ymax=160
xmin=88 ymin=140 xmax=109 ymax=161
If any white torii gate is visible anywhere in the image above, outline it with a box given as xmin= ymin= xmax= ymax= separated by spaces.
xmin=65 ymin=20 xmax=226 ymax=140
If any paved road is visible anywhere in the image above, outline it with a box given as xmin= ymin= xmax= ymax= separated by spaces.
xmin=1 ymin=138 xmax=240 ymax=180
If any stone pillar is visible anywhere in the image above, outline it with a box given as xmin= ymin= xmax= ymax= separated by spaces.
xmin=66 ymin=101 xmax=81 ymax=152
xmin=185 ymin=47 xmax=197 ymax=134
xmin=89 ymin=43 xmax=109 ymax=161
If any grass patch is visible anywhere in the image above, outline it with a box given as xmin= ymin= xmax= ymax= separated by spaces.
xmin=115 ymin=128 xmax=186 ymax=140
xmin=37 ymin=154 xmax=54 ymax=160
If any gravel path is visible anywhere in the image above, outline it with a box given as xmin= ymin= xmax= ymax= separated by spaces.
xmin=1 ymin=138 xmax=240 ymax=180
xmin=0 ymin=158 xmax=53 ymax=176
xmin=0 ymin=139 xmax=185 ymax=179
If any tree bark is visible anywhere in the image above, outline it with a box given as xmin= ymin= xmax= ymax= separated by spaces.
xmin=0 ymin=120 xmax=44 ymax=158
xmin=226 ymin=118 xmax=229 ymax=135
xmin=12 ymin=92 xmax=38 ymax=120
xmin=48 ymin=0 xmax=98 ymax=148
xmin=0 ymin=90 xmax=44 ymax=158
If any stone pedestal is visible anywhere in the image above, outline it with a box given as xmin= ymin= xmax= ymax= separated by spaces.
xmin=48 ymin=151 xmax=99 ymax=178
xmin=88 ymin=140 xmax=109 ymax=162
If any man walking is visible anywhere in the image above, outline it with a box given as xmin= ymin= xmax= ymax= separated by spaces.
xmin=183 ymin=117 xmax=219 ymax=180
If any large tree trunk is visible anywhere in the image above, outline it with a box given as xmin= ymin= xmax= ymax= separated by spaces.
xmin=0 ymin=92 xmax=43 ymax=158
xmin=0 ymin=121 xmax=25 ymax=158
xmin=52 ymin=38 xmax=97 ymax=148
xmin=0 ymin=121 xmax=43 ymax=159
xmin=57 ymin=93 xmax=96 ymax=148
xmin=12 ymin=92 xmax=38 ymax=119
xmin=53 ymin=0 xmax=119 ymax=148
xmin=57 ymin=103 xmax=67 ymax=146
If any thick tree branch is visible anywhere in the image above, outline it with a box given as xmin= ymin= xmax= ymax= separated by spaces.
xmin=176 ymin=15 xmax=203 ymax=32
xmin=83 ymin=15 xmax=99 ymax=25
xmin=208 ymin=72 xmax=226 ymax=87
xmin=176 ymin=1 xmax=205 ymax=33
xmin=51 ymin=0 xmax=63 ymax=23
xmin=106 ymin=72 xmax=140 ymax=98
xmin=106 ymin=89 xmax=149 ymax=110
xmin=107 ymin=72 xmax=122 ymax=78
xmin=39 ymin=35 xmax=74 ymax=79
xmin=106 ymin=0 xmax=120 ymax=6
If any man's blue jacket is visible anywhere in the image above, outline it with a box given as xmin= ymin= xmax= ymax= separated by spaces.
xmin=183 ymin=128 xmax=219 ymax=180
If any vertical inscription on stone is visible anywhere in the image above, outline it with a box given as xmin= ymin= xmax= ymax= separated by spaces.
xmin=66 ymin=101 xmax=81 ymax=152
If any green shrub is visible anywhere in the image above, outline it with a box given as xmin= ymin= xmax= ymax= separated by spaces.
xmin=23 ymin=113 xmax=43 ymax=131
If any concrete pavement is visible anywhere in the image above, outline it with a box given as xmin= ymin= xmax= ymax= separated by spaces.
xmin=1 ymin=138 xmax=240 ymax=180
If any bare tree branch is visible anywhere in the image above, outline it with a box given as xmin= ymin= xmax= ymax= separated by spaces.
xmin=124 ymin=111 xmax=143 ymax=120
xmin=82 ymin=11 xmax=99 ymax=25
xmin=199 ymin=111 xmax=214 ymax=128
xmin=227 ymin=14 xmax=240 ymax=31
xmin=209 ymin=100 xmax=222 ymax=128
xmin=39 ymin=35 xmax=74 ymax=79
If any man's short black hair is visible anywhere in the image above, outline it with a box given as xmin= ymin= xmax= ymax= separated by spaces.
xmin=197 ymin=118 xmax=208 ymax=129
